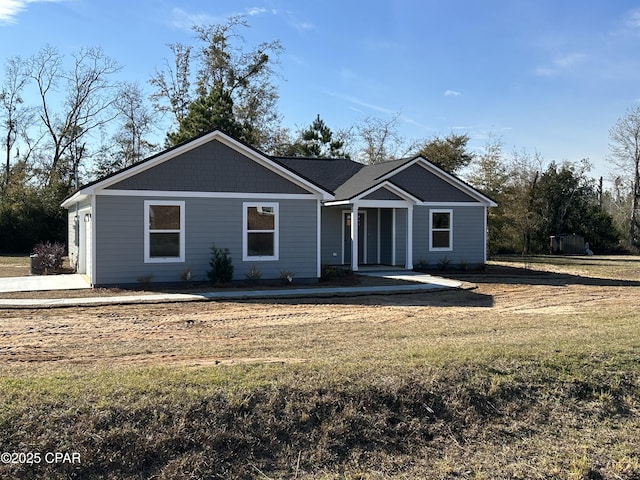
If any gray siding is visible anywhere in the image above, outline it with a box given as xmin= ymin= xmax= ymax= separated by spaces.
xmin=379 ymin=209 xmax=393 ymax=264
xmin=392 ymin=164 xmax=476 ymax=202
xmin=365 ymin=209 xmax=378 ymax=264
xmin=108 ymin=139 xmax=308 ymax=194
xmin=362 ymin=187 xmax=404 ymax=201
xmin=413 ymin=205 xmax=486 ymax=265
xmin=94 ymin=195 xmax=318 ymax=286
xmin=321 ymin=207 xmax=342 ymax=264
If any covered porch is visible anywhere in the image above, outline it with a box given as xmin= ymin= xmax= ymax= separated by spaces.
xmin=321 ymin=200 xmax=417 ymax=272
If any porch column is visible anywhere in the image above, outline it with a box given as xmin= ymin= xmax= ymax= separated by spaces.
xmin=406 ymin=205 xmax=413 ymax=270
xmin=351 ymin=204 xmax=359 ymax=272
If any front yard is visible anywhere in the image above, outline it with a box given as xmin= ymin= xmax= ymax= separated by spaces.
xmin=0 ymin=255 xmax=639 ymax=478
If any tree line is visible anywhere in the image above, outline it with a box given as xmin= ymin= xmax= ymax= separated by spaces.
xmin=0 ymin=15 xmax=637 ymax=254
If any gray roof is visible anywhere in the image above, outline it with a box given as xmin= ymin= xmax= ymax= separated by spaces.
xmin=275 ymin=157 xmax=365 ymax=194
xmin=275 ymin=156 xmax=417 ymax=200
xmin=333 ymin=157 xmax=417 ymax=200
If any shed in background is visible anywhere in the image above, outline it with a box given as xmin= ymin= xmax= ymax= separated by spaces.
xmin=549 ymin=234 xmax=585 ymax=255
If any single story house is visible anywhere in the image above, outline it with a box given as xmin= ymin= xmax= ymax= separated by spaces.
xmin=62 ymin=129 xmax=496 ymax=287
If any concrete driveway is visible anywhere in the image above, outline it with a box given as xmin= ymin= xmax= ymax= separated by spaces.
xmin=0 ymin=274 xmax=91 ymax=293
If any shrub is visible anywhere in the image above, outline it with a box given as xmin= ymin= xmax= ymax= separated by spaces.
xmin=321 ymin=265 xmax=353 ymax=280
xmin=245 ymin=264 xmax=262 ymax=284
xmin=280 ymin=270 xmax=295 ymax=285
xmin=208 ymin=243 xmax=234 ymax=283
xmin=437 ymin=256 xmax=451 ymax=271
xmin=31 ymin=241 xmax=65 ymax=274
xmin=414 ymin=259 xmax=429 ymax=272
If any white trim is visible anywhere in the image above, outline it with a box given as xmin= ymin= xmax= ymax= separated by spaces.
xmin=377 ymin=209 xmax=381 ymax=264
xmin=243 ymin=202 xmax=279 ymax=261
xmin=406 ymin=205 xmax=413 ymax=269
xmin=317 ymin=199 xmax=322 ymax=278
xmin=144 ymin=200 xmax=186 ymax=263
xmin=353 ymin=200 xmax=414 ymax=209
xmin=483 ymin=205 xmax=488 ymax=264
xmin=61 ymin=191 xmax=88 ymax=208
xmin=391 ymin=208 xmax=396 ymax=266
xmin=429 ymin=208 xmax=453 ymax=252
xmin=74 ymin=130 xmax=333 ymax=200
xmin=419 ymin=201 xmax=487 ymax=207
xmin=323 ymin=199 xmax=351 ymax=206
xmin=90 ymin=195 xmax=96 ymax=285
xmin=351 ymin=206 xmax=358 ymax=272
xmin=98 ymin=189 xmax=318 ymax=200
xmin=352 ymin=180 xmax=422 ymax=204
xmin=341 ymin=209 xmax=367 ymax=267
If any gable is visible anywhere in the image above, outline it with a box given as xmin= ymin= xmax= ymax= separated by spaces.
xmin=362 ymin=186 xmax=405 ymax=201
xmin=390 ymin=163 xmax=477 ymax=202
xmin=106 ymin=139 xmax=309 ymax=194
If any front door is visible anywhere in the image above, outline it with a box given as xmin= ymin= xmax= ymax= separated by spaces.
xmin=343 ymin=211 xmax=366 ymax=265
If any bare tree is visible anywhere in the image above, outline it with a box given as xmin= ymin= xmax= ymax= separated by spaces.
xmin=609 ymin=104 xmax=640 ymax=247
xmin=0 ymin=56 xmax=30 ymax=190
xmin=114 ymin=82 xmax=157 ymax=166
xmin=149 ymin=42 xmax=192 ymax=125
xmin=28 ymin=45 xmax=121 ymax=188
xmin=355 ymin=114 xmax=418 ymax=164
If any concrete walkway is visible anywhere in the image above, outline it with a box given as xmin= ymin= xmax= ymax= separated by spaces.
xmin=0 ymin=274 xmax=91 ymax=293
xmin=0 ymin=271 xmax=464 ymax=308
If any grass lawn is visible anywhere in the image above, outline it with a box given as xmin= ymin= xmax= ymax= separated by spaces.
xmin=0 ymin=255 xmax=639 ymax=478
xmin=0 ymin=254 xmax=30 ymax=277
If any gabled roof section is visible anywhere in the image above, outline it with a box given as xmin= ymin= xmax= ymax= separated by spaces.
xmin=332 ymin=157 xmax=416 ymax=200
xmin=62 ymin=130 xmax=333 ymax=207
xmin=275 ymin=154 xmax=497 ymax=206
xmin=387 ymin=156 xmax=497 ymax=206
xmin=275 ymin=156 xmax=365 ymax=194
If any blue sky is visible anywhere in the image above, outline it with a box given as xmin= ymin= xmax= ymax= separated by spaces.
xmin=1 ymin=0 xmax=640 ymax=182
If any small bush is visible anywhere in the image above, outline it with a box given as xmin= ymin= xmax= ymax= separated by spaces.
xmin=280 ymin=270 xmax=295 ymax=285
xmin=245 ymin=264 xmax=262 ymax=284
xmin=178 ymin=266 xmax=193 ymax=282
xmin=136 ymin=274 xmax=153 ymax=289
xmin=31 ymin=241 xmax=65 ymax=274
xmin=437 ymin=256 xmax=452 ymax=271
xmin=208 ymin=243 xmax=234 ymax=283
xmin=321 ymin=265 xmax=353 ymax=280
xmin=414 ymin=258 xmax=429 ymax=272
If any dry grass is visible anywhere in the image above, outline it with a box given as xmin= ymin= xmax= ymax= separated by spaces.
xmin=0 ymin=255 xmax=639 ymax=478
xmin=0 ymin=254 xmax=30 ymax=277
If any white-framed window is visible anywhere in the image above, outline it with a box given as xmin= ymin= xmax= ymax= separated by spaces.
xmin=243 ymin=202 xmax=279 ymax=261
xmin=429 ymin=209 xmax=453 ymax=251
xmin=144 ymin=200 xmax=185 ymax=263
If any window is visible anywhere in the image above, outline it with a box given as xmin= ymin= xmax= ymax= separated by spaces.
xmin=144 ymin=200 xmax=185 ymax=262
xmin=429 ymin=209 xmax=452 ymax=251
xmin=243 ymin=202 xmax=279 ymax=261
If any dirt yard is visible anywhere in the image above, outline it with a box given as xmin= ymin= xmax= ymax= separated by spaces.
xmin=1 ymin=256 xmax=638 ymax=374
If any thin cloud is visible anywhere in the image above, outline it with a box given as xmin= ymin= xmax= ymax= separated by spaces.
xmin=325 ymin=89 xmax=433 ymax=131
xmin=444 ymin=89 xmax=462 ymax=97
xmin=281 ymin=10 xmax=314 ymax=32
xmin=170 ymin=7 xmax=221 ymax=31
xmin=535 ymin=52 xmax=588 ymax=77
xmin=246 ymin=7 xmax=267 ymax=16
xmin=0 ymin=0 xmax=64 ymax=24
xmin=169 ymin=6 xmax=274 ymax=31
xmin=625 ymin=7 xmax=640 ymax=29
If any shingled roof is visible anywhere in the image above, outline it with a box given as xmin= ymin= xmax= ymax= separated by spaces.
xmin=275 ymin=156 xmax=365 ymax=195
xmin=275 ymin=156 xmax=418 ymax=200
